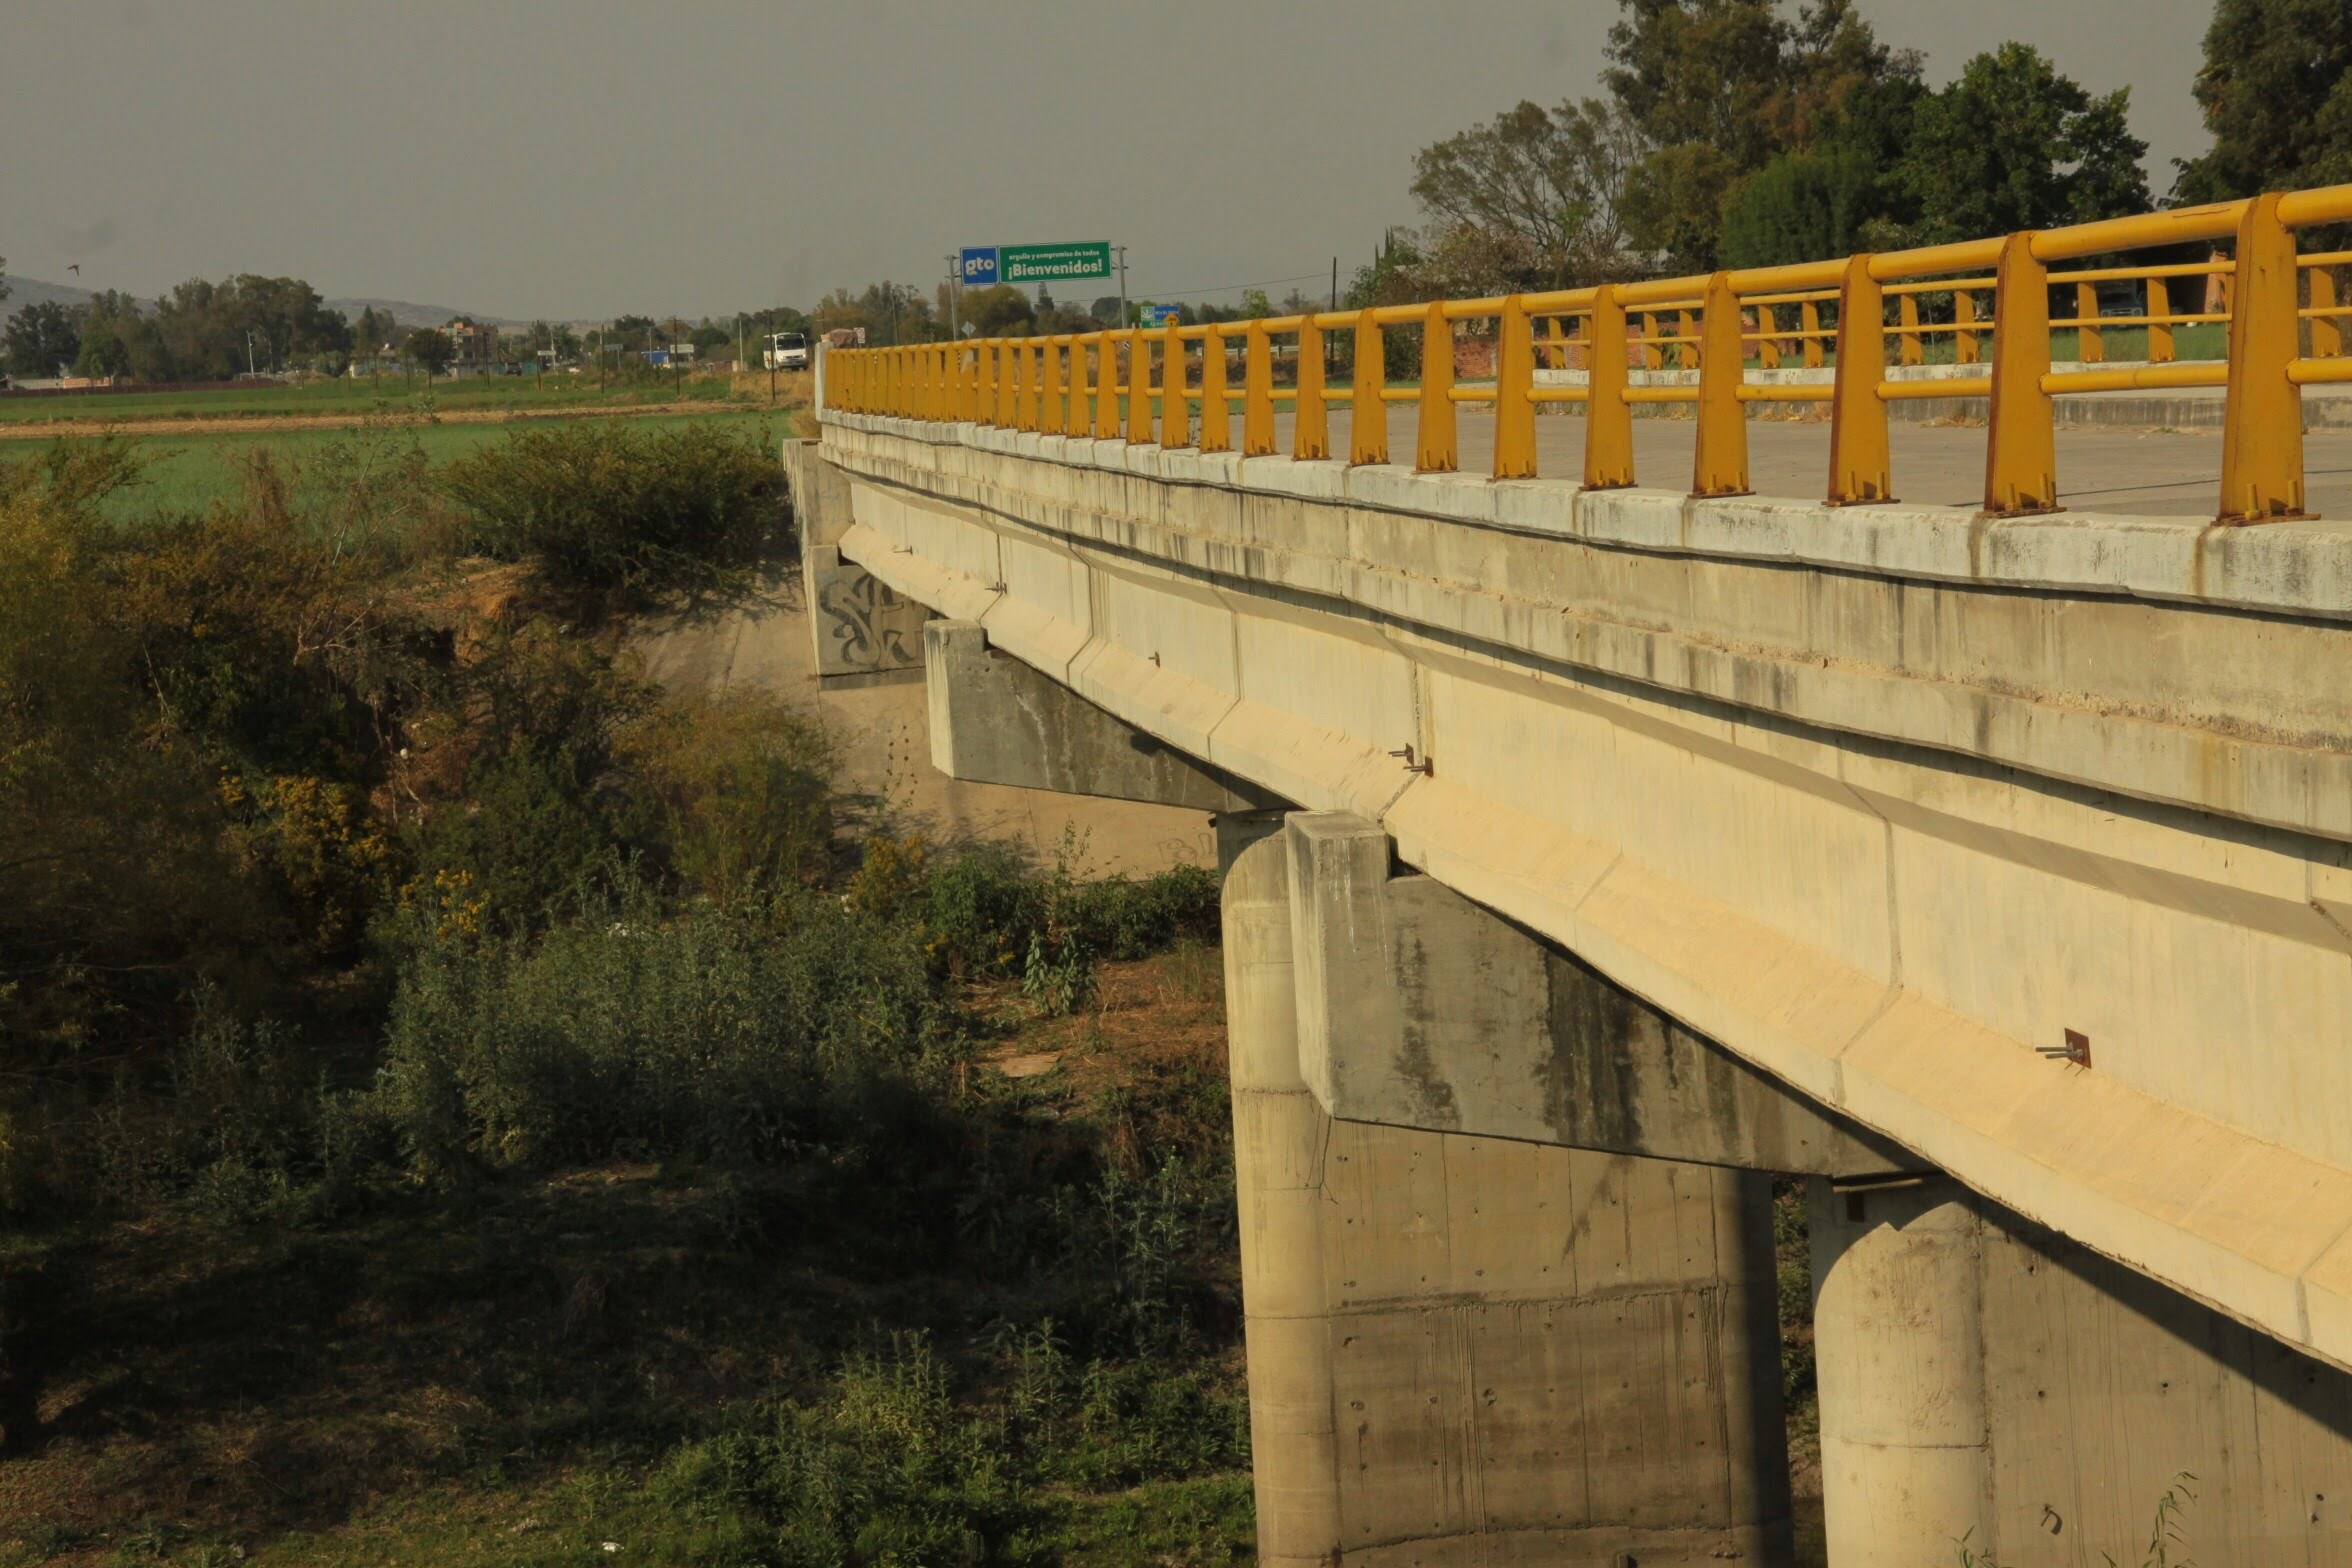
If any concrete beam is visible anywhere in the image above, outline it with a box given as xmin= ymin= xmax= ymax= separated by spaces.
xmin=1286 ymin=811 xmax=1917 ymax=1178
xmin=925 ymin=620 xmax=1282 ymax=812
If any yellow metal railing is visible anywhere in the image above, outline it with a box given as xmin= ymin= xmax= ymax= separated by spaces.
xmin=826 ymin=185 xmax=2352 ymax=523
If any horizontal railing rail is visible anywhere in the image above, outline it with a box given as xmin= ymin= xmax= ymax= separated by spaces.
xmin=826 ymin=184 xmax=2352 ymax=523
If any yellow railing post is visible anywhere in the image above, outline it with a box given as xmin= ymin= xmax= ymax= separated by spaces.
xmin=1295 ymin=318 xmax=1329 ymax=460
xmin=1692 ymin=273 xmax=1750 ymax=497
xmin=955 ymin=344 xmax=975 ymax=422
xmin=1758 ymin=303 xmax=1782 ymax=369
xmin=1984 ymin=231 xmax=2059 ymax=516
xmin=2147 ymin=278 xmax=2174 ymax=363
xmin=1801 ymin=299 xmax=1824 ymax=368
xmin=1200 ymin=328 xmax=1231 ymax=453
xmin=883 ymin=348 xmax=897 ymax=414
xmin=2312 ymin=266 xmax=2343 ymax=358
xmin=997 ymin=339 xmax=1020 ymax=427
xmin=1956 ymin=289 xmax=1980 ymax=364
xmin=1243 ymin=323 xmax=1275 ymax=456
xmin=1898 ymin=294 xmax=1922 ymax=367
xmin=920 ymin=345 xmax=937 ymax=419
xmin=1015 ymin=340 xmax=1039 ymax=431
xmin=1127 ymin=331 xmax=1153 ymax=442
xmin=1093 ymin=334 xmax=1121 ymax=439
xmin=2076 ymin=282 xmax=2103 ymax=362
xmin=1641 ymin=311 xmax=1664 ymax=371
xmin=1494 ymin=295 xmax=1536 ymax=479
xmin=2218 ymin=192 xmax=2306 ymax=522
xmin=1069 ymin=336 xmax=1092 ymax=434
xmin=1827 ymin=255 xmax=1893 ymax=505
xmin=974 ymin=342 xmax=995 ymax=425
xmin=1351 ymin=312 xmax=1388 ymax=465
xmin=1040 ymin=338 xmax=1064 ymax=434
xmin=1585 ymin=286 xmax=1634 ymax=489
xmin=1416 ymin=301 xmax=1457 ymax=473
xmin=1677 ymin=308 xmax=1699 ymax=371
xmin=1163 ymin=323 xmax=1188 ymax=447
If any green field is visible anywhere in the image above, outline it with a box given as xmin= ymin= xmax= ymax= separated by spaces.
xmin=0 ymin=368 xmax=801 ymax=427
xmin=74 ymin=407 xmax=791 ymax=517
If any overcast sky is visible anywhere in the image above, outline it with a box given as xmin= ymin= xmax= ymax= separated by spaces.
xmin=1 ymin=0 xmax=2216 ymax=321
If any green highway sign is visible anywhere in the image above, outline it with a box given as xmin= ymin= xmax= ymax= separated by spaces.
xmin=1000 ymin=242 xmax=1112 ymax=284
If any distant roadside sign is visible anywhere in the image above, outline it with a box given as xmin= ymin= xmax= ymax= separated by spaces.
xmin=1137 ymin=303 xmax=1179 ymax=328
xmin=1000 ymin=241 xmax=1112 ymax=284
xmin=959 ymin=246 xmax=1000 ymax=285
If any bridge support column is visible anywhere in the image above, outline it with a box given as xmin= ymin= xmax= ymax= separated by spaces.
xmin=1812 ymin=1177 xmax=2352 ymax=1565
xmin=1227 ymin=821 xmax=1794 ymax=1568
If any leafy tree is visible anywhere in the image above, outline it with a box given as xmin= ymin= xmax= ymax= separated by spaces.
xmin=1719 ymin=141 xmax=1884 ymax=267
xmin=1089 ymin=295 xmax=1123 ymax=323
xmin=350 ymin=305 xmax=394 ymax=354
xmin=0 ymin=259 xmax=9 ymax=309
xmin=1237 ymin=289 xmax=1272 ymax=319
xmin=3 ymin=302 xmax=81 ymax=377
xmin=1411 ymin=96 xmax=1646 ymax=289
xmin=404 ymin=327 xmax=455 ymax=379
xmin=958 ymin=283 xmax=1035 ymax=337
xmin=1603 ymin=0 xmax=1921 ymax=271
xmin=1896 ymin=43 xmax=2149 ymax=244
xmin=2173 ymin=0 xmax=2352 ymax=203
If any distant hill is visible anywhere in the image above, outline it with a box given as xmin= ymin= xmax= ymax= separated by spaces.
xmin=0 ymin=274 xmax=113 ymax=313
xmin=325 ymin=297 xmax=521 ymax=331
xmin=0 ymin=275 xmax=517 ymax=331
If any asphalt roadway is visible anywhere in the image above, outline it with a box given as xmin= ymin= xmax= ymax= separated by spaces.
xmin=1262 ymin=408 xmax=2352 ymax=521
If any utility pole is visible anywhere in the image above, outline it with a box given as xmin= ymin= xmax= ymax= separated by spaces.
xmin=1116 ymin=245 xmax=1128 ymax=328
xmin=944 ymin=253 xmax=960 ymax=338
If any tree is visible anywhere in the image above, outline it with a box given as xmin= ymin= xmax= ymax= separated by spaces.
xmin=405 ymin=327 xmax=455 ymax=380
xmin=1719 ymin=141 xmax=1884 ymax=268
xmin=350 ymin=305 xmax=394 ymax=355
xmin=2173 ymin=0 xmax=2352 ymax=203
xmin=1410 ymin=96 xmax=1645 ymax=289
xmin=4 ymin=302 xmax=81 ymax=377
xmin=1896 ymin=43 xmax=2148 ymax=244
xmin=957 ymin=283 xmax=1035 ymax=336
xmin=0 ymin=259 xmax=9 ymax=310
xmin=1600 ymin=0 xmax=1920 ymax=271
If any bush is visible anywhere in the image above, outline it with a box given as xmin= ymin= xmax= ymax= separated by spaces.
xmin=616 ymin=689 xmax=836 ymax=902
xmin=441 ymin=420 xmax=786 ymax=604
xmin=373 ymin=881 xmax=957 ymax=1181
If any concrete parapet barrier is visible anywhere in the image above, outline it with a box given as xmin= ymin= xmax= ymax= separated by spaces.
xmin=1227 ymin=827 xmax=1794 ymax=1567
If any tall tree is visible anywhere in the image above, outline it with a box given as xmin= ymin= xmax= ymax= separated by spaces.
xmin=2172 ymin=0 xmax=2352 ymax=203
xmin=1897 ymin=43 xmax=2149 ymax=244
xmin=1409 ymin=96 xmax=1645 ymax=289
xmin=1580 ymin=0 xmax=1916 ymax=272
xmin=404 ymin=328 xmax=455 ymax=380
xmin=4 ymin=302 xmax=81 ymax=378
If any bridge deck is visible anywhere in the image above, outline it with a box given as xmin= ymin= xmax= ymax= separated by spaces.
xmin=1264 ymin=408 xmax=2352 ymax=519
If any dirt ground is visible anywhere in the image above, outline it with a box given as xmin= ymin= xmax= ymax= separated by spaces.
xmin=630 ymin=573 xmax=1218 ymax=877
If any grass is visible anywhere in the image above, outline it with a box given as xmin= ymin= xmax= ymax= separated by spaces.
xmin=0 ymin=953 xmax=1250 ymax=1568
xmin=88 ymin=409 xmax=788 ymax=518
xmin=0 ymin=371 xmax=796 ymax=428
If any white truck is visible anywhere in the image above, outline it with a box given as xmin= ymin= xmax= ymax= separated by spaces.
xmin=762 ymin=332 xmax=809 ymax=371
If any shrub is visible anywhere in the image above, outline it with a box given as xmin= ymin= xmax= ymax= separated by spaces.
xmin=441 ymin=420 xmax=786 ymax=604
xmin=615 ymin=689 xmax=836 ymax=902
xmin=373 ymin=881 xmax=955 ymax=1181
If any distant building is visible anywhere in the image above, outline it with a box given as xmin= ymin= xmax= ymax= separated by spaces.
xmin=443 ymin=318 xmax=499 ymax=368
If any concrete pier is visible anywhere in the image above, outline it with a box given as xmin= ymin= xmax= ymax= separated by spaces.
xmin=1227 ymin=828 xmax=1792 ymax=1567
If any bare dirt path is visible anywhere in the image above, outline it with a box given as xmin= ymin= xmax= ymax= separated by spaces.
xmin=0 ymin=400 xmax=791 ymax=442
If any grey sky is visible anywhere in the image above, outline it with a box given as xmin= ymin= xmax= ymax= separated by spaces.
xmin=1 ymin=0 xmax=2215 ymax=322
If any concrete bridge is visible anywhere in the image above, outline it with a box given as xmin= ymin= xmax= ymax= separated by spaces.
xmin=793 ymin=187 xmax=2352 ymax=1565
